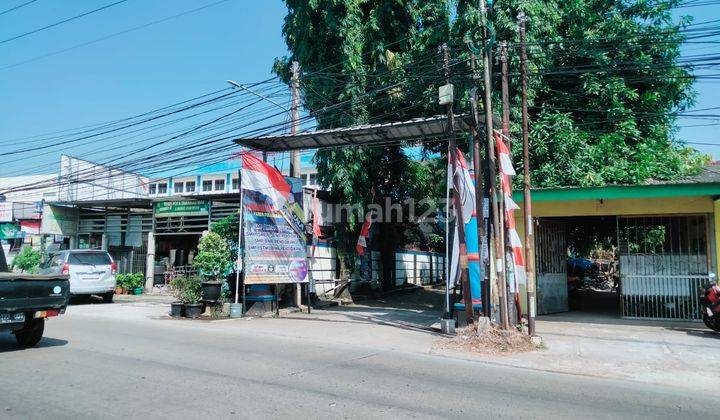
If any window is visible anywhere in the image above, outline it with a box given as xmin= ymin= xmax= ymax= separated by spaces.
xmin=214 ymin=179 xmax=225 ymax=191
xmin=232 ymin=178 xmax=239 ymax=190
xmin=301 ymin=174 xmax=308 ymax=186
xmin=68 ymin=252 xmax=112 ymax=266
xmin=202 ymin=180 xmax=213 ymax=192
xmin=157 ymin=183 xmax=167 ymax=194
xmin=174 ymin=182 xmax=184 ymax=193
xmin=309 ymin=174 xmax=318 ymax=185
xmin=185 ymin=181 xmax=195 ymax=193
xmin=148 ymin=184 xmax=157 ymax=195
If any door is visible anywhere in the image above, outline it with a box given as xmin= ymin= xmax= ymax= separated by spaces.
xmin=536 ymin=219 xmax=568 ymax=314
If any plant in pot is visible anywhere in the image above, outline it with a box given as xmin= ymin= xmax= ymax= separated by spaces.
xmin=169 ymin=275 xmax=188 ymax=318
xmin=181 ymin=276 xmax=203 ymax=318
xmin=115 ymin=273 xmax=127 ymax=294
xmin=193 ymin=232 xmax=232 ymax=302
xmin=129 ymin=273 xmax=145 ymax=295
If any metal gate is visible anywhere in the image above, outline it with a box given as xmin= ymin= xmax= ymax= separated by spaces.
xmin=618 ymin=215 xmax=711 ymax=320
xmin=536 ymin=220 xmax=568 ymax=314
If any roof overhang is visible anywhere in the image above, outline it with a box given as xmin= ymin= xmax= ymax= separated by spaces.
xmin=233 ymin=114 xmax=485 ymax=152
xmin=514 ymin=182 xmax=720 ymax=203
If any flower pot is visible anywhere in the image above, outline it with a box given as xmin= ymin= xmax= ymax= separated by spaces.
xmin=115 ymin=287 xmax=124 ymax=295
xmin=170 ymin=302 xmax=184 ymax=318
xmin=201 ymin=281 xmax=222 ymax=302
xmin=184 ymin=303 xmax=204 ymax=319
xmin=133 ymin=287 xmax=143 ymax=295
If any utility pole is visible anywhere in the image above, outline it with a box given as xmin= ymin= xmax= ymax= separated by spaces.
xmin=469 ymin=54 xmax=490 ymax=319
xmin=519 ymin=11 xmax=537 ymax=336
xmin=500 ymin=41 xmax=519 ymax=324
xmin=442 ymin=43 xmax=474 ymax=326
xmin=290 ymin=61 xmax=301 ymax=177
xmin=481 ymin=0 xmax=509 ymax=329
xmin=290 ymin=60 xmax=303 ymax=309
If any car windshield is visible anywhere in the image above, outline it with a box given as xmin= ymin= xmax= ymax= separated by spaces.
xmin=68 ymin=252 xmax=111 ymax=266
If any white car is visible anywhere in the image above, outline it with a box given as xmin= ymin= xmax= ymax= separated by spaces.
xmin=40 ymin=250 xmax=117 ymax=303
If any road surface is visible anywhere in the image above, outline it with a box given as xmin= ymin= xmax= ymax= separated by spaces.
xmin=0 ymin=300 xmax=714 ymax=419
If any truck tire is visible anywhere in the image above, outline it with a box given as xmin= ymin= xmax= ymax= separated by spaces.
xmin=102 ymin=292 xmax=114 ymax=303
xmin=15 ymin=318 xmax=44 ymax=348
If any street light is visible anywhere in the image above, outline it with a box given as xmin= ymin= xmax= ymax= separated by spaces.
xmin=226 ymin=80 xmax=289 ymax=113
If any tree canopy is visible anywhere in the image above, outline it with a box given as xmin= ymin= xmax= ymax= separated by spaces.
xmin=274 ymin=0 xmax=707 ymax=275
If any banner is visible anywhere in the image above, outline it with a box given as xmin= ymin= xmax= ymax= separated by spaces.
xmin=154 ymin=200 xmax=209 ymax=218
xmin=0 ymin=202 xmax=12 ymax=222
xmin=241 ymin=153 xmax=307 ymax=285
xmin=41 ymin=205 xmax=78 ymax=236
xmin=0 ymin=223 xmax=23 ymax=240
xmin=19 ymin=220 xmax=40 ymax=235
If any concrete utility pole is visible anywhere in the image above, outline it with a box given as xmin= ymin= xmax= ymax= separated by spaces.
xmin=289 ymin=60 xmax=303 ymax=309
xmin=500 ymin=41 xmax=519 ymax=324
xmin=481 ymin=0 xmax=509 ymax=329
xmin=518 ymin=12 xmax=537 ymax=336
xmin=290 ymin=61 xmax=301 ymax=177
xmin=468 ymin=54 xmax=490 ymax=319
xmin=443 ymin=43 xmax=474 ymax=326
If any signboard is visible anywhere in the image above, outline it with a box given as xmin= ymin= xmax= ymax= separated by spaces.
xmin=0 ymin=202 xmax=12 ymax=222
xmin=41 ymin=205 xmax=78 ymax=236
xmin=242 ymin=178 xmax=307 ymax=285
xmin=0 ymin=223 xmax=23 ymax=240
xmin=19 ymin=220 xmax=40 ymax=235
xmin=154 ymin=200 xmax=209 ymax=218
xmin=13 ymin=201 xmax=42 ymax=220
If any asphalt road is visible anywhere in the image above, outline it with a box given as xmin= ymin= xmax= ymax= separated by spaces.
xmin=0 ymin=303 xmax=715 ymax=420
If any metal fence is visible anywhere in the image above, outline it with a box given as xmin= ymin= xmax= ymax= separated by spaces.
xmin=618 ymin=215 xmax=710 ymax=320
xmin=621 ymin=275 xmax=708 ymax=320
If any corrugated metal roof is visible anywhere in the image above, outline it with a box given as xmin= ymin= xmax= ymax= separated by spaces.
xmin=233 ymin=114 xmax=483 ymax=152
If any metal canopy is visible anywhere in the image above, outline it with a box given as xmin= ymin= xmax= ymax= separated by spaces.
xmin=233 ymin=113 xmax=484 ymax=152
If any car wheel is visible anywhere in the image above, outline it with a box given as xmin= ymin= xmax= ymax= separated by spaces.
xmin=102 ymin=292 xmax=114 ymax=303
xmin=15 ymin=318 xmax=44 ymax=348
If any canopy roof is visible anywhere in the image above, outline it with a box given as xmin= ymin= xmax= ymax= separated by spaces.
xmin=233 ymin=114 xmax=485 ymax=152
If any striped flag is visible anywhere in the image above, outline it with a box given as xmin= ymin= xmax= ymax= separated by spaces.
xmin=356 ymin=215 xmax=372 ymax=257
xmin=496 ymin=132 xmax=516 ymax=176
xmin=241 ymin=152 xmax=291 ymax=210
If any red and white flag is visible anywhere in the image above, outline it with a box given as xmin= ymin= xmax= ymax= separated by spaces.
xmin=241 ymin=152 xmax=291 ymax=210
xmin=495 ymin=131 xmax=526 ymax=289
xmin=447 ymin=148 xmax=475 ymax=223
xmin=356 ymin=215 xmax=372 ymax=257
xmin=496 ymin=132 xmax=516 ymax=176
xmin=448 ymin=149 xmax=476 ymax=286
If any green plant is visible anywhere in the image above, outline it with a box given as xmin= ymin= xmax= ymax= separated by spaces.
xmin=193 ymin=232 xmax=232 ymax=282
xmin=170 ymin=275 xmax=202 ymax=304
xmin=117 ymin=273 xmax=144 ymax=289
xmin=12 ymin=247 xmax=41 ymax=273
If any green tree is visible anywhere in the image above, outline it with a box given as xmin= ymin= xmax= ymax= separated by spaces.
xmin=275 ymin=0 xmax=706 ymax=282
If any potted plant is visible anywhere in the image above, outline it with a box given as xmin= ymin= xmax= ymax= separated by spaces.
xmin=169 ymin=275 xmax=188 ymax=318
xmin=182 ymin=276 xmax=203 ymax=318
xmin=115 ymin=273 xmax=127 ymax=294
xmin=129 ymin=273 xmax=144 ymax=295
xmin=193 ymin=232 xmax=232 ymax=302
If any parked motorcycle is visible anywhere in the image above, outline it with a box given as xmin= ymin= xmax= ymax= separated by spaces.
xmin=701 ymin=281 xmax=720 ymax=332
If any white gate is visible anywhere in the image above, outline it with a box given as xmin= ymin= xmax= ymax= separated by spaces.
xmin=618 ymin=215 xmax=711 ymax=320
xmin=536 ymin=220 xmax=568 ymax=314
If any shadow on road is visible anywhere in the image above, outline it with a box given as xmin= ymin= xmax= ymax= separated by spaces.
xmin=0 ymin=335 xmax=68 ymax=353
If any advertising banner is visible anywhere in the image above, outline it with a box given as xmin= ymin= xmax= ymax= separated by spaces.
xmin=0 ymin=202 xmax=12 ymax=222
xmin=40 ymin=205 xmax=78 ymax=236
xmin=0 ymin=223 xmax=23 ymax=240
xmin=154 ymin=200 xmax=209 ymax=218
xmin=241 ymin=154 xmax=307 ymax=285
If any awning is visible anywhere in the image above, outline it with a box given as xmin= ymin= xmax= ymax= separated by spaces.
xmin=233 ymin=113 xmax=487 ymax=152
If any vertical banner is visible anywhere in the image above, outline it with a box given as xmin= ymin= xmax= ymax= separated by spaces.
xmin=241 ymin=153 xmax=308 ymax=285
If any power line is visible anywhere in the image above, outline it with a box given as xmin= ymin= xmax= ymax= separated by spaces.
xmin=0 ymin=0 xmax=38 ymax=17
xmin=0 ymin=0 xmax=130 ymax=46
xmin=0 ymin=0 xmax=232 ymax=71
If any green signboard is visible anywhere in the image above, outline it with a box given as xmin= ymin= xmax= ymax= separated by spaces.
xmin=154 ymin=201 xmax=209 ymax=218
xmin=0 ymin=223 xmax=22 ymax=240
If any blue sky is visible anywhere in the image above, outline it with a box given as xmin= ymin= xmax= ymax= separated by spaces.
xmin=0 ymin=0 xmax=718 ymax=178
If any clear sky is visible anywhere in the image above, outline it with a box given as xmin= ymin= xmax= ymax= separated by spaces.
xmin=0 ymin=0 xmax=718 ymax=178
